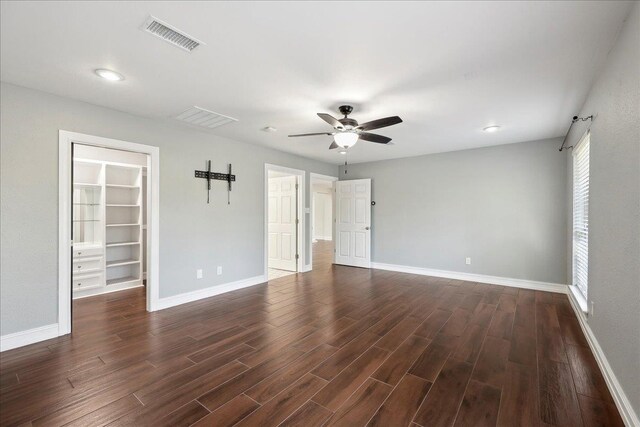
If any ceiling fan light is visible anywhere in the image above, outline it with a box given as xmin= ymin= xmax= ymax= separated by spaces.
xmin=334 ymin=131 xmax=359 ymax=148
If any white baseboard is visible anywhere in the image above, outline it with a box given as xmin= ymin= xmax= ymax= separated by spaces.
xmin=154 ymin=274 xmax=267 ymax=311
xmin=567 ymin=290 xmax=640 ymax=427
xmin=1 ymin=323 xmax=60 ymax=352
xmin=371 ymin=262 xmax=567 ymax=294
xmin=73 ymin=283 xmax=144 ymax=300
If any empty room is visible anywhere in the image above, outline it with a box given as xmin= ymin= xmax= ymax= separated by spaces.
xmin=1 ymin=1 xmax=638 ymax=426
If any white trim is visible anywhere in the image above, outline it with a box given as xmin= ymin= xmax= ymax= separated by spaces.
xmin=73 ymin=284 xmax=144 ymax=299
xmin=567 ymin=290 xmax=640 ymax=427
xmin=309 ymin=173 xmax=338 ymax=270
xmin=264 ymin=164 xmax=307 ymax=277
xmin=310 ymin=172 xmax=340 ymax=182
xmin=371 ymin=262 xmax=567 ymax=293
xmin=58 ymin=136 xmax=72 ymax=335
xmin=1 ymin=324 xmax=59 ymax=352
xmin=59 ymin=130 xmax=161 ymax=340
xmin=569 ymin=284 xmax=589 ymax=313
xmin=155 ymin=275 xmax=267 ymax=311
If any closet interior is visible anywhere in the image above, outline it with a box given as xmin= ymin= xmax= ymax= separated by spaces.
xmin=72 ymin=145 xmax=148 ymax=299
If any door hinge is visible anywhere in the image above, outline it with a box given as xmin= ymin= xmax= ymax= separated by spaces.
xmin=296 ymin=218 xmax=299 ymax=224
xmin=295 ymin=183 xmax=299 ymax=190
xmin=295 ymin=254 xmax=299 ymax=260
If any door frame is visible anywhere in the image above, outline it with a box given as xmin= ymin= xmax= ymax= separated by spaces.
xmin=264 ymin=164 xmax=306 ymax=277
xmin=309 ymin=172 xmax=338 ymax=270
xmin=58 ymin=130 xmax=160 ymax=336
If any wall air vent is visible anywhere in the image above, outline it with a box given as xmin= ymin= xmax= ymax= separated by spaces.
xmin=142 ymin=16 xmax=203 ymax=52
xmin=175 ymin=106 xmax=239 ymax=129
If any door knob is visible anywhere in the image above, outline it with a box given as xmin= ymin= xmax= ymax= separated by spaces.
xmin=365 ymin=226 xmax=370 ymax=230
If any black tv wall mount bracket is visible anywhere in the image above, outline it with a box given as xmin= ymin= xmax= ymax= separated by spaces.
xmin=195 ymin=160 xmax=235 ymax=204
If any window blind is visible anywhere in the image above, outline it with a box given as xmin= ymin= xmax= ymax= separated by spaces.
xmin=573 ymin=133 xmax=590 ymax=300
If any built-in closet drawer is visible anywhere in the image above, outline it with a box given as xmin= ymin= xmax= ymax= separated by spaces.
xmin=73 ymin=274 xmax=102 ymax=291
xmin=74 ymin=247 xmax=103 ymax=258
xmin=73 ymin=257 xmax=102 ymax=273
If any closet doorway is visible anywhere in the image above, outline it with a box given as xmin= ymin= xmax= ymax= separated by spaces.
xmin=309 ymin=173 xmax=337 ymax=270
xmin=72 ymin=145 xmax=147 ymax=302
xmin=58 ymin=131 xmax=159 ymax=336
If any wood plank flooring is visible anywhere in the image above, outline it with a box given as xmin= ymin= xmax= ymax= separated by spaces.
xmin=0 ymin=241 xmax=623 ymax=426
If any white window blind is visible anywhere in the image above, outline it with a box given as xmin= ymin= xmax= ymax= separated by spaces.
xmin=573 ymin=133 xmax=590 ymax=300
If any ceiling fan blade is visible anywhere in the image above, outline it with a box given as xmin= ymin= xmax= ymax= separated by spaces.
xmin=358 ymin=132 xmax=392 ymax=144
xmin=329 ymin=141 xmax=339 ymax=149
xmin=288 ymin=132 xmax=334 ymax=137
xmin=318 ymin=113 xmax=345 ymax=130
xmin=357 ymin=116 xmax=402 ymax=131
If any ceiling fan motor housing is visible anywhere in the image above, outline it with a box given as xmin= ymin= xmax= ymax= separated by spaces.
xmin=338 ymin=105 xmax=354 ymax=116
xmin=339 ymin=118 xmax=358 ymax=129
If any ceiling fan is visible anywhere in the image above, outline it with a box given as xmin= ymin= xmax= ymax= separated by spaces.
xmin=288 ymin=105 xmax=402 ymax=150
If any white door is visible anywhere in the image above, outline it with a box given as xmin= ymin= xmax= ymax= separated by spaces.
xmin=335 ymin=179 xmax=371 ymax=268
xmin=268 ymin=176 xmax=298 ymax=271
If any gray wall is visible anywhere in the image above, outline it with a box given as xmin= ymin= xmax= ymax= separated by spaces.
xmin=0 ymin=82 xmax=337 ymax=335
xmin=564 ymin=2 xmax=640 ymax=415
xmin=339 ymin=138 xmax=568 ymax=284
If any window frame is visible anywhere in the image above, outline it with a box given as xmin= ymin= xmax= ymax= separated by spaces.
xmin=571 ymin=131 xmax=590 ymax=313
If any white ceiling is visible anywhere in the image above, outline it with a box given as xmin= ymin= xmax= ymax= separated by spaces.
xmin=0 ymin=1 xmax=633 ymax=164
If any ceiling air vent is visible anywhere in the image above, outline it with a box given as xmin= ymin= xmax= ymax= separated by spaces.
xmin=142 ymin=16 xmax=203 ymax=52
xmin=175 ymin=106 xmax=238 ymax=129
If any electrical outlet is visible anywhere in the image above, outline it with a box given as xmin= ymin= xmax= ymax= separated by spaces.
xmin=465 ymin=257 xmax=471 ymax=265
xmin=196 ymin=269 xmax=203 ymax=279
xmin=590 ymin=301 xmax=595 ymax=316
xmin=217 ymin=266 xmax=222 ymax=275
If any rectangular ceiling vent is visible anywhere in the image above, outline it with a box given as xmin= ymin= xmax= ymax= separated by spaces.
xmin=142 ymin=16 xmax=203 ymax=52
xmin=175 ymin=106 xmax=238 ymax=129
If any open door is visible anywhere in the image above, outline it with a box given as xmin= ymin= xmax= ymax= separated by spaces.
xmin=335 ymin=179 xmax=371 ymax=268
xmin=268 ymin=175 xmax=298 ymax=271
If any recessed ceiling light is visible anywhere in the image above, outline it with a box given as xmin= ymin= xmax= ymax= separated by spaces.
xmin=483 ymin=125 xmax=501 ymax=132
xmin=94 ymin=69 xmax=124 ymax=81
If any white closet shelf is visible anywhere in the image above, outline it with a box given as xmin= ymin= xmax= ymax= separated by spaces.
xmin=73 ymin=219 xmax=100 ymax=222
xmin=106 ymin=223 xmax=141 ymax=227
xmin=106 ymin=184 xmax=139 ymax=189
xmin=106 ymin=241 xmax=140 ymax=247
xmin=106 ymin=163 xmax=141 ymax=170
xmin=74 ymin=203 xmax=100 ymax=206
xmin=74 ymin=183 xmax=101 ymax=187
xmin=106 ymin=259 xmax=139 ymax=268
xmin=106 ymin=204 xmax=140 ymax=207
xmin=107 ymin=276 xmax=139 ymax=286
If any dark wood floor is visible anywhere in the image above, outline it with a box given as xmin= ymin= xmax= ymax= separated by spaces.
xmin=0 ymin=241 xmax=623 ymax=426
